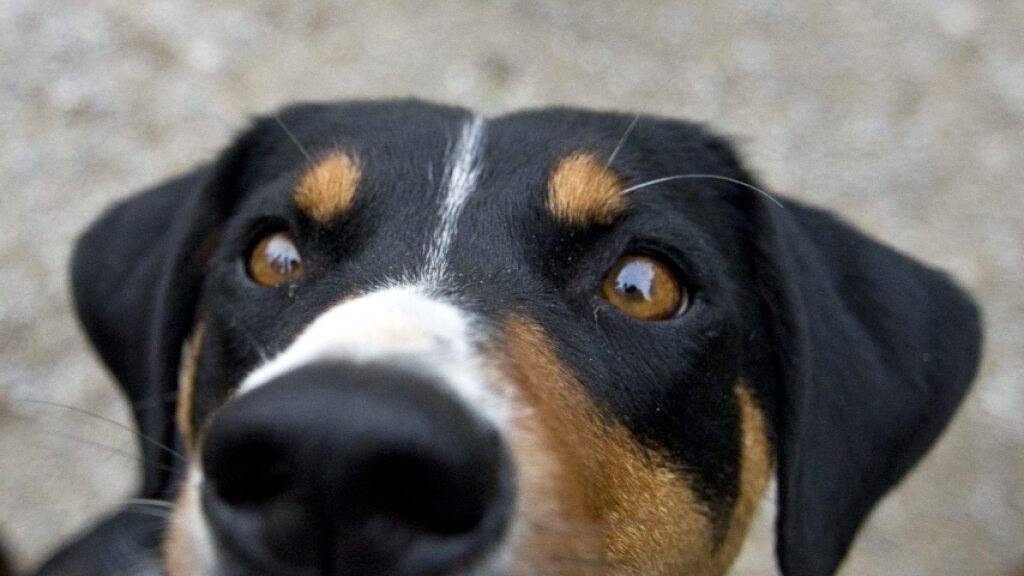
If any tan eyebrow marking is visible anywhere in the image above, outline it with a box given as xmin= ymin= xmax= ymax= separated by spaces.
xmin=294 ymin=152 xmax=362 ymax=223
xmin=547 ymin=152 xmax=628 ymax=226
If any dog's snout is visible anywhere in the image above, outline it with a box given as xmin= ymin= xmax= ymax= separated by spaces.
xmin=199 ymin=363 xmax=513 ymax=574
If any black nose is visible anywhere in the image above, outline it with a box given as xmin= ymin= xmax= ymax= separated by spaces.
xmin=200 ymin=363 xmax=513 ymax=576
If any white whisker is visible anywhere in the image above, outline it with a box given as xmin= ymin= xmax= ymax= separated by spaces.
xmin=126 ymin=498 xmax=174 ymax=510
xmin=619 ymin=173 xmax=785 ymax=209
xmin=272 ymin=113 xmax=314 ymax=165
xmin=21 ymin=399 xmax=187 ymax=463
xmin=606 ymin=113 xmax=641 ymax=169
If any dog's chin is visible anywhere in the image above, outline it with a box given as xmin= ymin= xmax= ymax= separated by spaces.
xmin=183 ymin=556 xmax=512 ymax=576
xmin=168 ymin=535 xmax=514 ymax=576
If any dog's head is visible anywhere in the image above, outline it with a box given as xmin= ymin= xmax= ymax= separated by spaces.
xmin=71 ymin=101 xmax=980 ymax=576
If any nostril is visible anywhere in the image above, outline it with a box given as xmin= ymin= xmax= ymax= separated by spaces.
xmin=370 ymin=451 xmax=498 ymax=537
xmin=204 ymin=432 xmax=291 ymax=508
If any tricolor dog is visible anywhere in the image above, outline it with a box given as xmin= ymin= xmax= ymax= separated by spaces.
xmin=33 ymin=101 xmax=981 ymax=576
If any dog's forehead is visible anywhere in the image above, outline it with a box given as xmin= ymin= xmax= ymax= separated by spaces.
xmin=240 ymin=106 xmax=671 ymax=288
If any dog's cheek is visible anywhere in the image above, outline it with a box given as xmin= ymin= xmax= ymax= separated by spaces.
xmin=711 ymin=383 xmax=773 ymax=573
xmin=503 ymin=388 xmax=604 ymax=576
xmin=177 ymin=321 xmax=206 ymax=451
xmin=501 ymin=317 xmax=718 ymax=576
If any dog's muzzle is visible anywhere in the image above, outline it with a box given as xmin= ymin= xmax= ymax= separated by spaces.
xmin=177 ymin=288 xmax=518 ymax=575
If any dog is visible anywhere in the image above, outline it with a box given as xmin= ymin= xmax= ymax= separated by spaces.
xmin=29 ymin=100 xmax=981 ymax=576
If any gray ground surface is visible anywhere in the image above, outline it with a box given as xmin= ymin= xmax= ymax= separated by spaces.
xmin=1 ymin=1 xmax=1021 ymax=574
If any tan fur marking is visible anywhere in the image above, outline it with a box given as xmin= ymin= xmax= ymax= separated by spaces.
xmin=712 ymin=382 xmax=774 ymax=574
xmin=165 ymin=478 xmax=201 ymax=576
xmin=502 ymin=317 xmax=715 ymax=576
xmin=547 ymin=153 xmax=627 ymax=226
xmin=294 ymin=152 xmax=362 ymax=222
xmin=176 ymin=321 xmax=205 ymax=451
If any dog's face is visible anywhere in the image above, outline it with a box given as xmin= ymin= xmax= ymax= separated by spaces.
xmin=68 ymin=101 xmax=980 ymax=576
xmin=168 ymin=106 xmax=773 ymax=576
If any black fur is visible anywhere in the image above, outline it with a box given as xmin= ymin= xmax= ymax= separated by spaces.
xmin=32 ymin=510 xmax=164 ymax=576
xmin=42 ymin=100 xmax=980 ymax=575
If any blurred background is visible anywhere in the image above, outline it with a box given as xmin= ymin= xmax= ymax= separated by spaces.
xmin=1 ymin=1 xmax=1021 ymax=574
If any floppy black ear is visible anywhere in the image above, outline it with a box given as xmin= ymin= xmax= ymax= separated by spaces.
xmin=753 ymin=199 xmax=982 ymax=575
xmin=70 ymin=121 xmax=269 ymax=497
xmin=71 ymin=167 xmax=211 ymax=497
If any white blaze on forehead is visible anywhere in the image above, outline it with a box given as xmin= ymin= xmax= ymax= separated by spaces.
xmin=238 ymin=286 xmax=508 ymax=425
xmin=422 ymin=115 xmax=486 ymax=285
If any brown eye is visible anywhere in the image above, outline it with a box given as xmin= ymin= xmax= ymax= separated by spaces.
xmin=601 ymin=254 xmax=688 ymax=320
xmin=247 ymin=231 xmax=304 ymax=287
